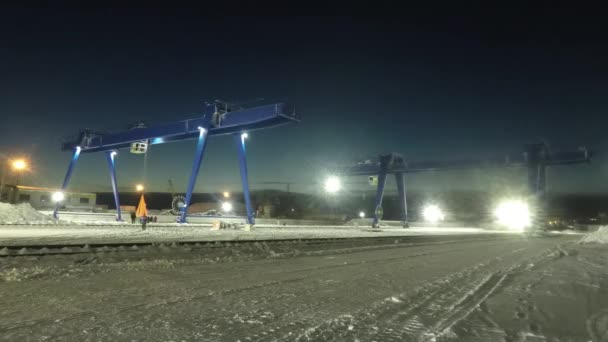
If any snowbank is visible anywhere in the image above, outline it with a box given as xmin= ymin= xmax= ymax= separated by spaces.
xmin=579 ymin=226 xmax=608 ymax=244
xmin=0 ymin=203 xmax=58 ymax=224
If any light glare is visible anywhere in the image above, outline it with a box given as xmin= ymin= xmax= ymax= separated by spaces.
xmin=324 ymin=176 xmax=342 ymax=193
xmin=423 ymin=204 xmax=445 ymax=223
xmin=221 ymin=201 xmax=233 ymax=212
xmin=11 ymin=159 xmax=27 ymax=171
xmin=494 ymin=200 xmax=531 ymax=231
xmin=359 ymin=211 xmax=366 ymax=218
xmin=51 ymin=192 xmax=65 ymax=202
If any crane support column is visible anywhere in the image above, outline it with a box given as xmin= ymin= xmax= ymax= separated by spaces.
xmin=525 ymin=143 xmax=548 ymax=197
xmin=53 ymin=147 xmax=81 ymax=219
xmin=524 ymin=143 xmax=549 ymax=228
xmin=528 ymin=163 xmax=546 ymax=196
xmin=395 ymin=172 xmax=409 ymax=228
xmin=372 ymin=156 xmax=390 ymax=228
xmin=179 ymin=127 xmax=209 ymax=223
xmin=235 ymin=133 xmax=254 ymax=225
xmin=529 ymin=162 xmax=547 ymax=229
xmin=105 ymin=151 xmax=122 ymax=221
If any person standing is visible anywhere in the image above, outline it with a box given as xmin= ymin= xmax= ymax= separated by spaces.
xmin=130 ymin=211 xmax=136 ymax=224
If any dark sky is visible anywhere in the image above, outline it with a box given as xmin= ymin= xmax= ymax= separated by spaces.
xmin=1 ymin=6 xmax=607 ymax=195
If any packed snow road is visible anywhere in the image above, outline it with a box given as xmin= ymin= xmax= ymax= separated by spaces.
xmin=0 ymin=233 xmax=606 ymax=341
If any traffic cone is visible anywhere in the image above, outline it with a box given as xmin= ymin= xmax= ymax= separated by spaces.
xmin=136 ymin=194 xmax=148 ymax=218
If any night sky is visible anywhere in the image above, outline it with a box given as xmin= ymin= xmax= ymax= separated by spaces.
xmin=1 ymin=6 xmax=607 ymax=195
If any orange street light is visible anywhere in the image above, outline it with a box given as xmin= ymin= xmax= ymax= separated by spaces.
xmin=11 ymin=159 xmax=27 ymax=171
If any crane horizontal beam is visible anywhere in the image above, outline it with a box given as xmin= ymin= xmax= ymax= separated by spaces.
xmin=62 ymin=102 xmax=298 ymax=153
xmin=336 ymin=146 xmax=590 ymax=176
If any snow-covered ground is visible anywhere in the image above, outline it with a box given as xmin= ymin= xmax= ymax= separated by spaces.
xmin=1 ymin=233 xmax=605 ymax=341
xmin=0 ymin=224 xmax=511 ymax=247
xmin=0 ymin=203 xmax=63 ymax=225
xmin=0 ymin=202 xmax=522 ymax=247
xmin=0 ymin=203 xmax=579 ymax=249
xmin=1 ymin=203 xmax=606 ymax=341
xmin=579 ymin=225 xmax=608 ymax=244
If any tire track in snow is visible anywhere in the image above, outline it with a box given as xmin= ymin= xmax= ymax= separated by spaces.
xmin=253 ymin=242 xmax=523 ymax=341
xmin=419 ymin=272 xmax=508 ymax=341
xmin=292 ymin=261 xmax=505 ymax=341
xmin=294 ymin=245 xmax=565 ymax=341
xmin=586 ymin=309 xmax=608 ymax=342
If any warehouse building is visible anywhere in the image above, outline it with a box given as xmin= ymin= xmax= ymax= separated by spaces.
xmin=2 ymin=185 xmax=97 ymax=210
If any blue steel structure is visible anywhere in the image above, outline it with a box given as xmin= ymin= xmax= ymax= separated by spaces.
xmin=105 ymin=151 xmax=122 ymax=221
xmin=235 ymin=134 xmax=254 ymax=224
xmin=54 ymin=101 xmax=299 ymax=224
xmin=53 ymin=147 xmax=81 ymax=219
xmin=335 ymin=143 xmax=590 ymax=228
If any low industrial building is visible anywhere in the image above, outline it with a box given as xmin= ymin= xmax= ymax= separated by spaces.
xmin=1 ymin=185 xmax=97 ymax=210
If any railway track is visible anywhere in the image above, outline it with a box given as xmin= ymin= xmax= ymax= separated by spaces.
xmin=0 ymin=234 xmax=527 ymax=258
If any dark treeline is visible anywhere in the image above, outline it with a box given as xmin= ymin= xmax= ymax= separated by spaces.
xmin=97 ymin=191 xmax=608 ymax=223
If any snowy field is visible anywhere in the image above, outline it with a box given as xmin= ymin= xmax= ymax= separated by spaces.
xmin=1 ymin=202 xmax=607 ymax=341
xmin=0 ymin=203 xmax=519 ymax=247
xmin=0 ymin=224 xmax=512 ymax=247
xmin=1 ymin=231 xmax=607 ymax=341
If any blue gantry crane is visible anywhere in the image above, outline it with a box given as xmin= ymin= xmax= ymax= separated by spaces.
xmin=335 ymin=143 xmax=590 ymax=228
xmin=54 ymin=101 xmax=299 ymax=224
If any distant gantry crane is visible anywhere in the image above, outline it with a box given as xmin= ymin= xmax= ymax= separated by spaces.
xmin=334 ymin=143 xmax=590 ymax=228
xmin=54 ymin=101 xmax=299 ymax=224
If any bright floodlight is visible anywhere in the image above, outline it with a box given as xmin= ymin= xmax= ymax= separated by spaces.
xmin=110 ymin=151 xmax=117 ymax=157
xmin=11 ymin=159 xmax=27 ymax=171
xmin=136 ymin=184 xmax=144 ymax=192
xmin=51 ymin=191 xmax=65 ymax=203
xmin=223 ymin=191 xmax=230 ymax=198
xmin=494 ymin=199 xmax=531 ymax=231
xmin=423 ymin=204 xmax=445 ymax=224
xmin=324 ymin=176 xmax=342 ymax=193
xmin=241 ymin=132 xmax=248 ymax=139
xmin=359 ymin=211 xmax=366 ymax=218
xmin=221 ymin=201 xmax=233 ymax=212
